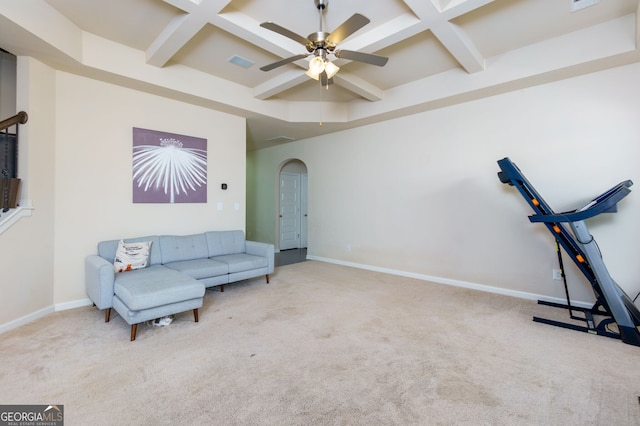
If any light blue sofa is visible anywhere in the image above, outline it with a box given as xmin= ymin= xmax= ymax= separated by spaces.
xmin=85 ymin=230 xmax=274 ymax=340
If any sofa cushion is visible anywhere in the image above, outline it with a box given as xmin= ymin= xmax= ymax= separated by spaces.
xmin=212 ymin=253 xmax=267 ymax=273
xmin=113 ymin=239 xmax=152 ymax=273
xmin=114 ymin=265 xmax=204 ymax=311
xmin=164 ymin=258 xmax=229 ymax=280
xmin=205 ymin=230 xmax=246 ymax=257
xmin=98 ymin=236 xmax=161 ymax=266
xmin=160 ymin=233 xmax=209 ymax=264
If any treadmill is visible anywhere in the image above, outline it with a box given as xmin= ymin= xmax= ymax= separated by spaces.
xmin=497 ymin=157 xmax=640 ymax=347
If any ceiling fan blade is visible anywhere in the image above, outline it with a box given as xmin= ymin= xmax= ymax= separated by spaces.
xmin=260 ymin=54 xmax=308 ymax=72
xmin=335 ymin=50 xmax=388 ymax=67
xmin=327 ymin=13 xmax=370 ymax=45
xmin=260 ymin=22 xmax=311 ymax=47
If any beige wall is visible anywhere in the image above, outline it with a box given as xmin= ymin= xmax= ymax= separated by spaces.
xmin=0 ymin=59 xmax=246 ymax=330
xmin=247 ymin=62 xmax=640 ymax=305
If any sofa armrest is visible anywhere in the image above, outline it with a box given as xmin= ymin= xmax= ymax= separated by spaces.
xmin=245 ymin=241 xmax=275 ymax=274
xmin=85 ymin=255 xmax=115 ymax=309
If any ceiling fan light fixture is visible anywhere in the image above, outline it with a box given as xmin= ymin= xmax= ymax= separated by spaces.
xmin=306 ymin=56 xmax=338 ymax=81
xmin=305 ymin=69 xmax=320 ymax=80
xmin=308 ymin=56 xmax=325 ymax=76
xmin=324 ymin=61 xmax=339 ymax=79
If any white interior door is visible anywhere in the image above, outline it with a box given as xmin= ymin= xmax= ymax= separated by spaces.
xmin=279 ymin=173 xmax=300 ymax=250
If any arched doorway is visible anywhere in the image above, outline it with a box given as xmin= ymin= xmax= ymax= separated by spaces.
xmin=278 ymin=160 xmax=308 ymax=258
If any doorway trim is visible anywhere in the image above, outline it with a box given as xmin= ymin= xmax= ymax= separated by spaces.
xmin=276 ymin=159 xmax=308 ymax=252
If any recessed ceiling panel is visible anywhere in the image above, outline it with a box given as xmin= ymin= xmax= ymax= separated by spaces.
xmin=171 ymin=24 xmax=286 ymax=87
xmin=452 ymin=0 xmax=636 ymax=58
xmin=45 ymin=0 xmax=179 ymax=50
xmin=346 ymin=30 xmax=459 ymax=90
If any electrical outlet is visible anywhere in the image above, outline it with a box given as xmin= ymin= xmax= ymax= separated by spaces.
xmin=553 ymin=269 xmax=563 ymax=280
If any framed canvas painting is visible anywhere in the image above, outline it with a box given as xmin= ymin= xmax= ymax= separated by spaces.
xmin=132 ymin=127 xmax=207 ymax=203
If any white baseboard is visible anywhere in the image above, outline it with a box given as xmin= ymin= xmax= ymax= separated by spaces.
xmin=0 ymin=305 xmax=54 ymax=334
xmin=306 ymin=255 xmax=593 ymax=309
xmin=0 ymin=298 xmax=94 ymax=335
xmin=55 ymin=298 xmax=93 ymax=311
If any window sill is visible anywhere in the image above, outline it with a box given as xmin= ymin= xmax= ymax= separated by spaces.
xmin=0 ymin=200 xmax=33 ymax=235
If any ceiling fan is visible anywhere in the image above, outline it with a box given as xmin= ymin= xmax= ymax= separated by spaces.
xmin=259 ymin=0 xmax=388 ymax=86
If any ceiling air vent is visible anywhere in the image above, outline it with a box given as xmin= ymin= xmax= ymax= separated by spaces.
xmin=264 ymin=136 xmax=295 ymax=144
xmin=228 ymin=55 xmax=254 ymax=69
xmin=571 ymin=0 xmax=598 ymax=12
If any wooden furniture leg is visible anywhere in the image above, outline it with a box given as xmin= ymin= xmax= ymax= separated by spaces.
xmin=130 ymin=324 xmax=137 ymax=341
xmin=266 ymin=274 xmax=270 ymax=284
xmin=105 ymin=308 xmax=111 ymax=323
xmin=219 ymin=284 xmax=224 ymax=292
xmin=193 ymin=308 xmax=199 ymax=322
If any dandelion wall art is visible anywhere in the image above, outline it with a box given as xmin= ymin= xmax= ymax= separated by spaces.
xmin=132 ymin=127 xmax=207 ymax=203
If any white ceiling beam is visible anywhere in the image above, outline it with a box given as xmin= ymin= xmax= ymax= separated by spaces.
xmin=338 ymin=13 xmax=425 ymax=54
xmin=146 ymin=0 xmax=231 ymax=67
xmin=430 ymin=21 xmax=484 ymax=73
xmin=253 ymin=70 xmax=310 ymax=100
xmin=403 ymin=0 xmax=486 ymax=74
xmin=162 ymin=0 xmax=232 ymax=16
xmin=439 ymin=0 xmax=496 ymax=19
xmin=146 ymin=13 xmax=208 ymax=67
xmin=334 ymin=73 xmax=385 ymax=102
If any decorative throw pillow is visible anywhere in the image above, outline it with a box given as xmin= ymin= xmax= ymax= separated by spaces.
xmin=113 ymin=240 xmax=152 ymax=273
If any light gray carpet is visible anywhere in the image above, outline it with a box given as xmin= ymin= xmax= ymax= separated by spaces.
xmin=1 ymin=261 xmax=639 ymax=425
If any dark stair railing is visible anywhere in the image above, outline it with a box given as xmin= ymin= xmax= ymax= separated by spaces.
xmin=0 ymin=111 xmax=28 ymax=131
xmin=1 ymin=111 xmax=28 ymax=213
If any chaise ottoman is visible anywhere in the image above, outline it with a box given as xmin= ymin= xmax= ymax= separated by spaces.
xmin=111 ymin=265 xmax=205 ymax=341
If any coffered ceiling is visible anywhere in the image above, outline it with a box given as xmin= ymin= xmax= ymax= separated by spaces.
xmin=0 ymin=0 xmax=638 ymax=150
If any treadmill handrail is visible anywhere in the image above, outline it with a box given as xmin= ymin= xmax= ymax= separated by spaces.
xmin=529 ymin=180 xmax=632 ymax=223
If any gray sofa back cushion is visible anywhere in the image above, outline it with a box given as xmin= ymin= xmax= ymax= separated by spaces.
xmin=160 ymin=233 xmax=209 ymax=264
xmin=205 ymin=230 xmax=245 ymax=257
xmin=98 ymin=236 xmax=162 ymax=265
